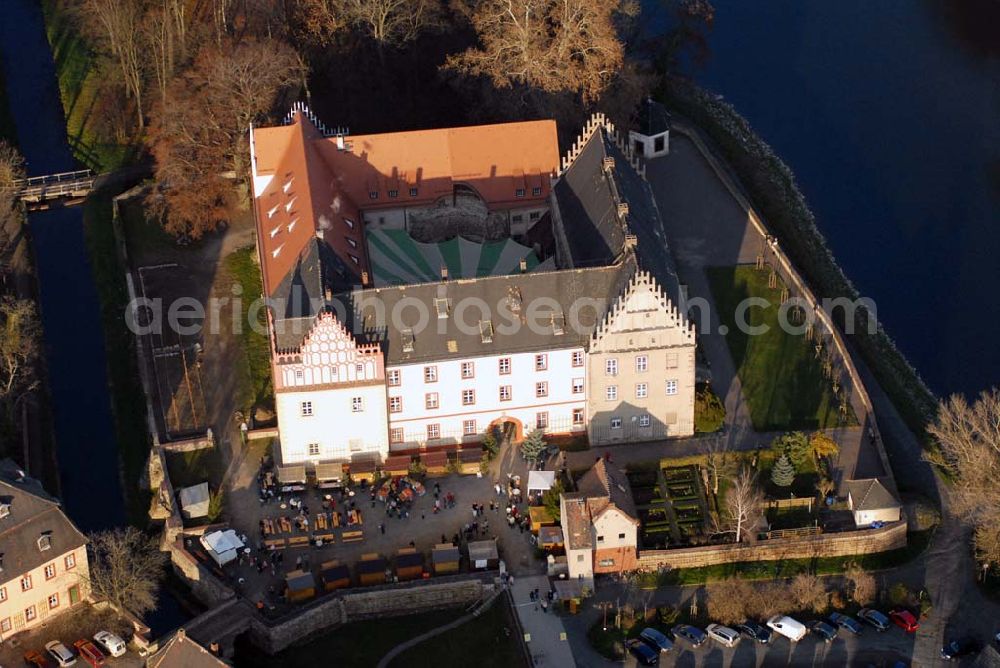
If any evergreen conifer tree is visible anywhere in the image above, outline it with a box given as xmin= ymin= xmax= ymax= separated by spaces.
xmin=770 ymin=453 xmax=796 ymax=487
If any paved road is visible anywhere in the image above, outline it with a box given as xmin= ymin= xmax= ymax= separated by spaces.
xmin=511 ymin=574 xmax=578 ymax=667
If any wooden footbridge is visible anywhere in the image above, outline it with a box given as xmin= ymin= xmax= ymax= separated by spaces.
xmin=10 ymin=169 xmax=96 ymax=204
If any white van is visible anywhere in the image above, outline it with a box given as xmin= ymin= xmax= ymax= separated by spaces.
xmin=767 ymin=615 xmax=807 ymax=642
xmin=93 ymin=630 xmax=127 ymax=658
xmin=706 ymin=624 xmax=741 ymax=648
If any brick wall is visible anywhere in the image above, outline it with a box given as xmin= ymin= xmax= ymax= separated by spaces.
xmin=637 ymin=521 xmax=906 ymax=570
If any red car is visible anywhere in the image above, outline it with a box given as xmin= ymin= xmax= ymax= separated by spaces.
xmin=24 ymin=649 xmax=53 ymax=668
xmin=889 ymin=608 xmax=920 ymax=633
xmin=73 ymin=639 xmax=106 ymax=667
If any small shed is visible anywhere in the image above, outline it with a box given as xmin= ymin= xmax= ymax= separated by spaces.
xmin=284 ymin=569 xmax=316 ymax=602
xmin=199 ymin=529 xmax=244 ymax=568
xmin=319 ymin=560 xmax=351 ymax=591
xmin=457 ymin=449 xmax=482 ymax=474
xmin=422 ymin=451 xmax=449 ymax=476
xmin=357 ymin=553 xmax=388 ymax=586
xmin=432 ymin=543 xmax=460 ymax=575
xmin=349 ymin=454 xmax=379 ymax=483
xmin=467 ymin=539 xmax=499 ymax=571
xmin=846 ymin=478 xmax=902 ymax=527
xmin=528 ymin=506 xmax=556 ymax=533
xmin=538 ymin=525 xmax=564 ymax=551
xmin=628 ymin=97 xmax=671 ymax=158
xmin=384 ymin=455 xmax=411 ymax=478
xmin=178 ymin=482 xmax=210 ymax=519
xmin=395 ymin=547 xmax=425 ymax=581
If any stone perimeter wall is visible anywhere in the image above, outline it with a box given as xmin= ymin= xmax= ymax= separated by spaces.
xmin=637 ymin=521 xmax=906 ymax=571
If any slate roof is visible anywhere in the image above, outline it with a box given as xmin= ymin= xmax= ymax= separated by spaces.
xmin=637 ymin=98 xmax=671 ymax=137
xmin=146 ymin=628 xmax=228 ymax=668
xmin=0 ymin=459 xmax=87 ymax=588
xmin=553 ymin=127 xmax=681 ymax=305
xmin=322 ymin=258 xmax=634 ymax=365
xmin=576 ymin=458 xmax=638 ymax=522
xmin=845 ymin=478 xmax=900 ymax=511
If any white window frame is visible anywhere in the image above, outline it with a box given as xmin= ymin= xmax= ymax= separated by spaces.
xmin=572 ymin=377 xmax=584 ymax=394
xmin=572 ymin=408 xmax=585 ymax=425
xmin=535 ymin=354 xmax=547 ymax=371
xmin=636 ymin=355 xmax=648 ymax=372
xmin=427 ymin=424 xmax=440 ymax=440
xmin=20 ymin=575 xmax=31 ymax=592
xmin=605 ymin=358 xmax=618 ymax=376
xmin=536 ymin=412 xmax=548 ymax=429
xmin=666 ymin=379 xmax=678 ymax=396
xmin=606 ymin=385 xmax=618 ymax=401
xmin=463 ymin=420 xmax=477 ymax=436
xmin=300 ymin=401 xmax=313 ymax=417
xmin=425 ymin=392 xmax=439 ymax=410
xmin=424 ymin=366 xmax=438 ymax=383
xmin=462 ymin=389 xmax=476 ymax=406
xmin=610 ymin=417 xmax=622 ymax=430
xmin=639 ymin=414 xmax=651 ymax=428
xmin=636 ymin=383 xmax=648 ymax=399
xmin=307 ymin=443 xmax=320 ymax=456
xmin=388 ymin=369 xmax=401 ymax=386
xmin=390 ymin=427 xmax=404 ymax=444
xmin=461 ymin=361 xmax=475 ymax=379
xmin=389 ymin=396 xmax=402 ymax=413
xmin=500 ymin=385 xmax=512 ymax=402
xmin=351 ymin=396 xmax=364 ymax=413
xmin=536 ymin=381 xmax=548 ymax=398
xmin=572 ymin=350 xmax=584 ymax=367
xmin=499 ymin=357 xmax=511 ymax=375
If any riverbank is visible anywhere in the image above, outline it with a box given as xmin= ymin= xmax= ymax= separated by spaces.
xmin=658 ymin=77 xmax=939 ymax=450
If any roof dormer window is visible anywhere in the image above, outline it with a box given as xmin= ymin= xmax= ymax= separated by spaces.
xmin=0 ymin=502 xmax=9 ymax=519
xmin=38 ymin=532 xmax=52 ymax=552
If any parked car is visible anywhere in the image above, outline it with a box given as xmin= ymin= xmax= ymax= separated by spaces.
xmin=638 ymin=628 xmax=673 ymax=653
xmin=736 ymin=620 xmax=772 ymax=644
xmin=92 ymin=632 xmax=126 ymax=658
xmin=858 ymin=608 xmax=890 ymax=632
xmin=670 ymin=624 xmax=707 ymax=648
xmin=941 ymin=637 xmax=981 ymax=660
xmin=43 ymin=641 xmax=76 ymax=668
xmin=706 ymin=624 xmax=741 ymax=648
xmin=72 ymin=640 xmax=105 ymax=668
xmin=767 ymin=615 xmax=807 ymax=642
xmin=827 ymin=612 xmax=863 ymax=635
xmin=806 ymin=620 xmax=838 ymax=643
xmin=626 ymin=638 xmax=659 ymax=666
xmin=23 ymin=650 xmax=52 ymax=668
xmin=889 ymin=608 xmax=920 ymax=633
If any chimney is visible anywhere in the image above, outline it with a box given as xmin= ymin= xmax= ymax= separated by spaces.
xmin=519 ymin=258 xmax=527 ymax=273
xmin=440 ymin=266 xmax=449 ymax=281
xmin=602 ymin=156 xmax=615 ymax=171
xmin=361 ymin=271 xmax=370 ymax=287
xmin=324 ymin=286 xmax=333 ymax=302
xmin=336 ymin=134 xmax=345 ymax=150
xmin=624 ymin=234 xmax=638 ymax=251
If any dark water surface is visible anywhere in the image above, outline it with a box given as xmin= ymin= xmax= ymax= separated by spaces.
xmin=647 ymin=0 xmax=999 ymax=397
xmin=0 ymin=0 xmax=188 ymax=634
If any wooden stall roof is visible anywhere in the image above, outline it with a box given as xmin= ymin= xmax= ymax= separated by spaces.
xmin=285 ymin=569 xmax=316 ymax=591
xmin=350 ymin=459 xmax=377 ymax=474
xmin=432 ymin=543 xmax=461 ymax=563
xmin=421 ymin=451 xmax=448 ymax=466
xmin=320 ymin=563 xmax=351 ymax=582
xmin=538 ymin=526 xmax=564 ymax=544
xmin=458 ymin=449 xmax=483 ymax=463
xmin=357 ymin=556 xmax=388 ymax=574
xmin=315 ymin=463 xmax=343 ymax=481
xmin=384 ymin=455 xmax=412 ymax=469
xmin=396 ymin=550 xmax=424 ymax=568
xmin=277 ymin=465 xmax=307 ymax=483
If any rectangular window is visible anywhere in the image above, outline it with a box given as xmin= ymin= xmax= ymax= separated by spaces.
xmin=639 ymin=414 xmax=651 ymax=428
xmin=424 ymin=366 xmax=438 ymax=383
xmin=605 ymin=358 xmax=618 ymax=376
xmin=636 ymin=383 xmax=648 ymax=399
xmin=427 ymin=424 xmax=440 ymax=440
xmin=666 ymin=352 xmax=679 ymax=369
xmin=536 ymin=412 xmax=548 ymax=429
xmin=535 ymin=354 xmax=547 ymax=371
xmin=636 ymin=355 xmax=648 ymax=373
xmin=0 ymin=617 xmax=10 ymax=633
xmin=666 ymin=379 xmax=678 ymax=396
xmin=610 ymin=417 xmax=622 ymax=430
xmin=352 ymin=396 xmax=364 ymax=412
xmin=20 ymin=575 xmax=31 ymax=592
xmin=529 ymin=211 xmax=540 ymax=220
xmin=499 ymin=385 xmax=512 ymax=402
xmin=307 ymin=443 xmax=320 ymax=456
xmin=572 ymin=408 xmax=585 ymax=425
xmin=577 ymin=554 xmax=584 ymax=563
xmin=425 ymin=392 xmax=439 ymax=410
xmin=48 ymin=593 xmax=59 ymax=610
xmin=532 ymin=186 xmax=542 ymax=196
xmin=388 ymin=369 xmax=401 ymax=386
xmin=369 ymin=190 xmax=379 ymax=200
xmin=463 ymin=419 xmax=477 ymax=436
xmin=409 ymin=187 xmax=418 ymax=197
xmin=25 ymin=605 xmax=36 ymax=622
xmin=536 ymin=382 xmax=548 ymax=398
xmin=0 ymin=587 xmax=6 ymax=602
xmin=64 ymin=553 xmax=76 ymax=570
xmin=300 ymin=401 xmax=313 ymax=417
xmin=389 ymin=396 xmax=402 ymax=413
xmin=462 ymin=389 xmax=476 ymax=406
xmin=461 ymin=362 xmax=475 ymax=379
xmin=572 ymin=351 xmax=584 ymax=367
xmin=498 ymin=357 xmax=511 ymax=375
xmin=388 ymin=189 xmax=399 ymax=198
xmin=512 ymin=214 xmax=523 ymax=223
xmin=44 ymin=563 xmax=56 ymax=580
xmin=572 ymin=378 xmax=584 ymax=394
xmin=597 ymin=535 xmax=604 ymax=543
xmin=618 ymin=532 xmax=627 ymax=540
xmin=390 ymin=427 xmax=404 ymax=444
xmin=515 ymin=188 xmax=525 ymax=197
xmin=606 ymin=385 xmax=618 ymax=401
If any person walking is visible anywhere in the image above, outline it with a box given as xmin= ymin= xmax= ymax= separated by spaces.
xmin=379 ymin=523 xmax=385 ymax=535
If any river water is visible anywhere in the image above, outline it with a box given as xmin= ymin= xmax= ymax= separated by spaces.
xmin=646 ymin=0 xmax=999 ymax=397
xmin=0 ymin=0 xmax=188 ymax=634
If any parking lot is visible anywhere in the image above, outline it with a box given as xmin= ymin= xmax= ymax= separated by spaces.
xmin=0 ymin=604 xmax=142 ymax=668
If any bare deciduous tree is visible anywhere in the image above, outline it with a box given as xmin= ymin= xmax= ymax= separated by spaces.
xmin=845 ymin=562 xmax=877 ymax=605
xmin=447 ymin=0 xmax=627 ymax=101
xmin=789 ymin=573 xmax=828 ymax=613
xmin=78 ymin=0 xmax=149 ymax=128
xmin=928 ymin=388 xmax=1000 ymax=568
xmin=705 ymin=577 xmax=752 ymax=624
xmin=719 ymin=467 xmax=763 ymax=544
xmin=0 ymin=298 xmax=41 ymax=404
xmin=345 ymin=0 xmax=443 ymax=47
xmin=85 ymin=528 xmax=166 ymax=616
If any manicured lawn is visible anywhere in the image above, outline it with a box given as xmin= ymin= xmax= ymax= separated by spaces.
xmin=224 ymin=247 xmax=273 ymax=412
xmin=707 ymin=265 xmax=853 ymax=431
xmin=391 ymin=597 xmax=527 ymax=668
xmin=233 ymin=607 xmax=465 ymax=667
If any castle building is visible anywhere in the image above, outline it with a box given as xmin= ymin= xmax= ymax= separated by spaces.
xmin=249 ymin=107 xmax=695 ymax=469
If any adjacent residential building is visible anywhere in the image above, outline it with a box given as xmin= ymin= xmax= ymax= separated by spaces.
xmin=0 ymin=460 xmax=88 ymax=640
xmin=249 ymin=107 xmax=696 ymax=469
xmin=845 ymin=478 xmax=902 ymax=527
xmin=561 ymin=458 xmax=640 ymax=581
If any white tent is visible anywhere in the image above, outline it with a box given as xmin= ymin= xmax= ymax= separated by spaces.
xmin=527 ymin=470 xmax=556 ymax=494
xmin=200 ymin=529 xmax=244 ymax=567
xmin=178 ymin=482 xmax=210 ymax=519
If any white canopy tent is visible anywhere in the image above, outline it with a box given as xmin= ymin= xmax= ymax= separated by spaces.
xmin=200 ymin=529 xmax=244 ymax=567
xmin=527 ymin=470 xmax=556 ymax=494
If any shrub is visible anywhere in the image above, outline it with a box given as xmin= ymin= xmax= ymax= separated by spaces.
xmin=481 ymin=432 xmax=498 ymax=459
xmin=657 ymin=606 xmax=680 ymax=625
xmin=772 ymin=432 xmax=810 ymax=467
xmin=789 ymin=574 xmax=828 ymax=613
xmin=888 ymin=582 xmax=913 ymax=607
xmin=829 ymin=590 xmax=846 ymax=610
xmin=408 ymin=461 xmax=427 ymax=479
xmin=706 ymin=578 xmax=752 ymax=624
xmin=695 ymin=383 xmax=726 ymax=433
